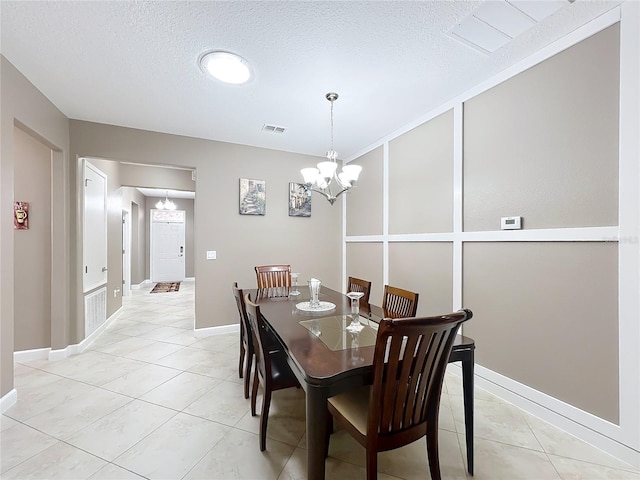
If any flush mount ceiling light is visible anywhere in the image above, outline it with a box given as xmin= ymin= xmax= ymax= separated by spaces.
xmin=199 ymin=51 xmax=252 ymax=85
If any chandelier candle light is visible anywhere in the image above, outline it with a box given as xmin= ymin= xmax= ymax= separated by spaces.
xmin=301 ymin=93 xmax=362 ymax=205
xmin=155 ymin=191 xmax=176 ymax=210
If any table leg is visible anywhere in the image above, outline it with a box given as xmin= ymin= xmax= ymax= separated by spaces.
xmin=306 ymin=384 xmax=328 ymax=480
xmin=462 ymin=352 xmax=474 ymax=475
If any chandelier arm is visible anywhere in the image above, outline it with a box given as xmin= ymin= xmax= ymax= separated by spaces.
xmin=331 ymin=186 xmax=351 ymax=201
xmin=305 ymin=183 xmax=351 ymax=205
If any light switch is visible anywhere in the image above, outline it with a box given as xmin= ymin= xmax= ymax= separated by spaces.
xmin=206 ymin=250 xmax=217 ymax=260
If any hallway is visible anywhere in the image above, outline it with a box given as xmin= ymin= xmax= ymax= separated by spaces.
xmin=1 ymin=282 xmax=638 ymax=479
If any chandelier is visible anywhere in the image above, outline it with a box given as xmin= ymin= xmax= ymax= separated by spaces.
xmin=155 ymin=191 xmax=176 ymax=210
xmin=301 ymin=93 xmax=362 ymax=205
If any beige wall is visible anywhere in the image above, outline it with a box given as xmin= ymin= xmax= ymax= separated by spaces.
xmin=13 ymin=126 xmax=52 ymax=351
xmin=463 ymin=242 xmax=619 ymax=423
xmin=345 ymin=23 xmax=625 ymax=427
xmin=388 ymin=242 xmax=453 ymax=317
xmin=463 ymin=24 xmax=620 ymax=232
xmin=345 ymin=242 xmax=384 ymax=303
xmin=122 ymin=186 xmax=147 ymax=286
xmin=389 ymin=110 xmax=454 ymax=234
xmin=70 ymin=120 xmax=342 ymax=330
xmin=120 ymin=163 xmax=194 ymax=191
xmin=1 ymin=56 xmax=71 ymax=397
xmin=346 ymin=147 xmax=383 ymax=236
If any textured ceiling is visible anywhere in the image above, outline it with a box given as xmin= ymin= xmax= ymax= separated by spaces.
xmin=0 ymin=1 xmax=620 ymax=160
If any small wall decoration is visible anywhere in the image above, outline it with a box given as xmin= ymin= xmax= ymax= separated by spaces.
xmin=239 ymin=178 xmax=266 ymax=215
xmin=14 ymin=201 xmax=29 ymax=230
xmin=289 ymin=182 xmax=311 ymax=217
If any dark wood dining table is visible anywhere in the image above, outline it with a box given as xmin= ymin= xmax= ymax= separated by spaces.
xmin=251 ymin=286 xmax=475 ymax=480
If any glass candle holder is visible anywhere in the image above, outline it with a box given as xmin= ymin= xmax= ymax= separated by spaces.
xmin=345 ymin=292 xmax=365 ymax=332
xmin=290 ymin=272 xmax=300 ymax=296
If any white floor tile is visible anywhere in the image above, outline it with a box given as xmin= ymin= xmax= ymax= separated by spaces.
xmin=101 ymin=363 xmax=182 ymax=398
xmin=1 ymin=422 xmax=58 ymax=473
xmin=1 ymin=441 xmax=106 ymax=479
xmin=114 ymin=412 xmax=229 ymax=479
xmin=184 ymin=428 xmax=294 ymax=480
xmin=65 ymin=399 xmax=177 ymax=461
xmin=24 ymin=387 xmax=132 ymax=439
xmin=140 ymin=371 xmax=220 ymax=411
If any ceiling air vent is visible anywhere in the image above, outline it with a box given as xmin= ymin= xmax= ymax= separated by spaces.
xmin=262 ymin=124 xmax=286 ymax=134
xmin=449 ymin=0 xmax=569 ymax=54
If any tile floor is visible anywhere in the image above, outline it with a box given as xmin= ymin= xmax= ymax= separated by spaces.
xmin=1 ymin=282 xmax=638 ymax=479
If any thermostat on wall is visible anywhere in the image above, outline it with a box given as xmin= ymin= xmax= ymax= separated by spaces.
xmin=501 ymin=216 xmax=522 ymax=230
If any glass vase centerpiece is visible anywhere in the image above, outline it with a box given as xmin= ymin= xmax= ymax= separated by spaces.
xmin=345 ymin=291 xmax=365 ymax=332
xmin=308 ymin=278 xmax=322 ymax=308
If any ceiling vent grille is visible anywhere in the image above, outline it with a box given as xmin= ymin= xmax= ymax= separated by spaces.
xmin=449 ymin=0 xmax=569 ymax=54
xmin=262 ymin=124 xmax=286 ymax=134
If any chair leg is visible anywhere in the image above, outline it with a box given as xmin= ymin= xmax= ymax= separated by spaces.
xmin=365 ymin=449 xmax=377 ymax=480
xmin=251 ymin=370 xmax=259 ymax=416
xmin=426 ymin=420 xmax=442 ymax=480
xmin=259 ymin=388 xmax=272 ymax=451
xmin=244 ymin=351 xmax=253 ymax=399
xmin=238 ymin=330 xmax=247 ymax=376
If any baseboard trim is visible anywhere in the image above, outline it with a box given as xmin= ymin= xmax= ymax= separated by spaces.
xmin=184 ymin=277 xmax=195 ymax=282
xmin=193 ymin=323 xmax=239 ymax=337
xmin=49 ymin=306 xmax=124 ymax=361
xmin=0 ymin=389 xmax=17 ymax=414
xmin=131 ymin=281 xmax=147 ymax=290
xmin=449 ymin=364 xmax=640 ymax=469
xmin=14 ymin=347 xmax=51 ymax=363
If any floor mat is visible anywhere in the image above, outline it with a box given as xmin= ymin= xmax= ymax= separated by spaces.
xmin=150 ymin=282 xmax=181 ymax=293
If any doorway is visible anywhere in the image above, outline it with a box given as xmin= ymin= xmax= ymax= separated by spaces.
xmin=150 ymin=209 xmax=186 ymax=283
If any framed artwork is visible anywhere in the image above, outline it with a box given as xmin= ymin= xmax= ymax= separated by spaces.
xmin=289 ymin=182 xmax=311 ymax=217
xmin=14 ymin=201 xmax=29 ymax=230
xmin=239 ymin=178 xmax=266 ymax=215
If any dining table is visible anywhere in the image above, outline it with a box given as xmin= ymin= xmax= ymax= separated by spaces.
xmin=251 ymin=285 xmax=475 ymax=480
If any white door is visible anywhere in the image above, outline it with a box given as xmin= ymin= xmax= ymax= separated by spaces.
xmin=151 ymin=209 xmax=186 ymax=282
xmin=83 ymin=160 xmax=108 ymax=292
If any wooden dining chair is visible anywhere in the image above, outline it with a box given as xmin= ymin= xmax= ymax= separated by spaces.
xmin=244 ymin=293 xmax=300 ymax=451
xmin=347 ymin=276 xmax=372 ymax=308
xmin=381 ymin=284 xmax=419 ymax=318
xmin=232 ymin=282 xmax=254 ymax=399
xmin=255 ymin=264 xmax=291 ymax=289
xmin=327 ymin=309 xmax=473 ymax=480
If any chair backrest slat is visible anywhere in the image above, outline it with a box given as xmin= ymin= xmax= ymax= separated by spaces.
xmin=382 ymin=285 xmax=419 ymax=318
xmin=255 ymin=265 xmax=291 ymax=289
xmin=369 ymin=310 xmax=472 ymax=440
xmin=347 ymin=276 xmax=372 ymax=307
